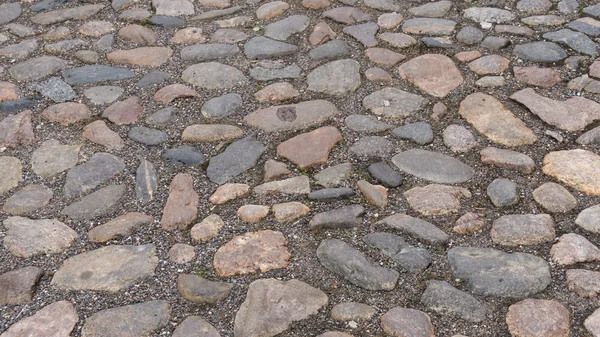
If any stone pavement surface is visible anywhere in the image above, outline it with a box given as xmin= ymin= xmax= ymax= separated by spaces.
xmin=3 ymin=0 xmax=600 ymax=336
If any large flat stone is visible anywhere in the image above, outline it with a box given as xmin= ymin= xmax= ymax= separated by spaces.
xmin=3 ymin=216 xmax=77 ymax=258
xmin=244 ymin=100 xmax=340 ymax=131
xmin=182 ymin=62 xmax=248 ymax=89
xmin=31 ymin=4 xmax=104 ymax=24
xmin=81 ymin=301 xmax=170 ymax=337
xmin=206 ymin=136 xmax=266 ymax=184
xmin=63 ymin=152 xmax=125 ymax=198
xmin=9 ymin=56 xmax=67 ymax=82
xmin=391 ymin=149 xmax=474 ymax=183
xmin=398 ymin=54 xmax=463 ymax=98
xmin=62 ymin=65 xmax=134 ymax=85
xmin=0 ymin=301 xmax=78 ymax=337
xmin=61 ymin=184 xmax=126 ymax=220
xmin=277 ymin=126 xmax=342 ymax=168
xmin=362 ymin=87 xmax=428 ymax=118
xmin=542 ymin=149 xmax=600 ymax=196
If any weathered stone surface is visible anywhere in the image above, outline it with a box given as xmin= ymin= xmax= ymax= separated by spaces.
xmin=0 ymin=111 xmax=34 ymax=148
xmin=213 ymin=230 xmax=290 ymax=276
xmin=314 ymin=163 xmax=352 ymax=187
xmin=309 ymin=205 xmax=364 ymax=231
xmin=169 ymin=243 xmax=196 ymax=264
xmin=191 ymin=214 xmax=225 ymax=242
xmin=244 ymin=37 xmax=298 ymax=59
xmin=309 ymin=39 xmax=351 ymax=60
xmin=272 ymin=202 xmax=310 ymax=222
xmin=182 ymin=62 xmax=248 ymax=89
xmin=402 ymin=18 xmax=456 ymax=36
xmin=201 ymin=93 xmax=242 ymax=118
xmin=234 ymin=278 xmax=328 ymax=337
xmin=61 ymin=184 xmax=126 ymax=220
xmin=81 ymin=301 xmax=170 ymax=337
xmin=9 ymin=56 xmax=67 ymax=82
xmin=480 ymin=147 xmax=535 ymax=173
xmin=513 ymin=42 xmax=567 ymax=63
xmin=487 ymin=178 xmax=519 ymax=207
xmin=397 ymin=54 xmax=463 ymax=97
xmin=238 ymin=205 xmax=270 ymax=222
xmin=82 ymin=120 xmax=123 ymax=150
xmin=63 ymin=65 xmax=134 ymax=85
xmin=464 ymin=7 xmax=516 ymax=23
xmin=344 ymin=22 xmax=379 ymax=47
xmin=368 ymin=162 xmax=402 ymax=188
xmin=3 ymin=184 xmax=53 ymax=215
xmin=265 ymin=15 xmax=310 ymax=41
xmin=0 ymin=156 xmax=21 ymax=196
xmin=173 ymin=316 xmax=220 ymax=337
xmin=277 ymin=126 xmax=342 ymax=168
xmin=443 ymin=124 xmax=477 ymax=152
xmin=378 ymin=213 xmax=450 ymax=244
xmin=31 ymin=139 xmax=80 ymax=177
xmin=491 ymin=214 xmax=555 ymax=246
xmin=107 ymin=47 xmax=173 ymax=67
xmin=364 ymin=232 xmax=431 ymax=271
xmin=102 ymin=96 xmax=142 ymax=125
xmin=178 ymin=274 xmax=232 ymax=304
xmin=0 ymin=266 xmax=44 ymax=305
xmin=514 ymin=66 xmax=561 ymax=88
xmin=586 ymin=308 xmax=600 ymax=335
xmin=345 ymin=114 xmax=393 ymax=133
xmin=542 ymin=149 xmax=600 ymax=196
xmin=246 ymin=100 xmax=340 ymax=132
xmin=154 ymin=84 xmax=198 ymax=103
xmin=323 ymin=7 xmax=370 ymax=24
xmin=392 ymin=149 xmax=474 ymax=183
xmin=317 ymin=238 xmax=399 ymax=290
xmin=206 ymin=136 xmax=266 ymax=184
xmin=448 ymin=247 xmax=551 ymax=298
xmin=63 ymin=152 xmax=125 ymax=198
xmin=52 ymin=244 xmax=158 ymax=292
xmin=576 ymin=204 xmax=600 ymax=233
xmin=307 ymin=59 xmax=361 ymax=96
xmin=454 ymin=212 xmax=486 ymax=234
xmin=128 ymin=126 xmax=169 ymax=146
xmin=551 ymin=233 xmax=600 ymax=265
xmin=208 ymin=183 xmax=250 ymax=205
xmin=255 ymin=82 xmax=299 ymax=102
xmin=381 ymin=307 xmax=435 ymax=337
xmin=506 ymin=299 xmax=570 ymax=337
xmin=88 ymin=212 xmax=153 ymax=243
xmin=459 ymin=93 xmax=537 ymax=146
xmin=309 ymin=188 xmax=354 ymax=201
xmin=254 ymin=176 xmax=310 ymax=195
xmin=533 ymin=182 xmax=577 ymax=213
xmin=468 ymin=55 xmax=510 ymax=75
xmin=404 ymin=184 xmax=471 ymax=216
xmin=42 ymin=103 xmax=91 ymax=125
xmin=182 ymin=124 xmax=244 ymax=142
xmin=0 ymin=301 xmax=78 ymax=337
xmin=161 ymin=173 xmax=198 ymax=230
xmin=3 ymin=216 xmax=77 ymax=258
xmin=566 ymin=269 xmax=600 ymax=297
xmin=31 ymin=4 xmax=104 ymax=25
xmin=357 ymin=180 xmax=387 ymax=208
xmin=421 ymin=280 xmax=486 ymax=323
xmin=392 ymin=122 xmax=433 ymax=145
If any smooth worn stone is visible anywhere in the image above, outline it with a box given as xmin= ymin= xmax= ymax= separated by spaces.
xmin=212 ymin=29 xmax=249 ymax=44
xmin=456 ymin=26 xmax=484 ymax=45
xmin=364 ymin=232 xmax=431 ymax=271
xmin=487 ymin=178 xmax=519 ymax=207
xmin=272 ymin=202 xmax=310 ymax=222
xmin=343 ymin=22 xmax=379 ymax=47
xmin=421 ymin=280 xmax=485 ymax=323
xmin=365 ymin=48 xmax=405 ymax=65
xmin=0 ymin=156 xmax=21 ymax=196
xmin=544 ymin=29 xmax=598 ymax=57
xmin=265 ymin=161 xmax=289 ymax=182
xmin=181 ymin=43 xmax=239 ymax=61
xmin=459 ymin=92 xmax=537 ymax=146
xmin=475 ymin=76 xmax=504 ymax=88
xmin=129 ymin=126 xmax=169 ymax=145
xmin=190 ymin=6 xmax=243 ymax=21
xmin=315 ymin=163 xmax=352 ymax=187
xmin=250 ymin=64 xmax=302 ymax=81
xmin=183 ymin=124 xmax=243 ymax=141
xmin=234 ymin=278 xmax=328 ymax=337
xmin=214 ymin=16 xmax=252 ymax=28
xmin=368 ymin=162 xmax=403 ymax=188
xmin=551 ymin=233 xmax=600 ymax=265
xmin=392 ymin=122 xmax=433 ymax=145
xmin=464 ymin=7 xmax=516 ymax=23
xmin=378 ymin=213 xmax=449 ymax=244
xmin=364 ymin=0 xmax=399 ymax=11
xmin=238 ymin=205 xmax=270 ymax=222
xmin=84 ymin=86 xmax=123 ymax=105
xmin=392 ymin=149 xmax=474 ymax=184
xmin=79 ymin=21 xmax=114 ymax=37
xmin=514 ymin=66 xmax=561 ymax=87
xmin=453 ymin=212 xmax=485 ymax=234
xmin=178 ymin=274 xmax=232 ymax=304
xmin=214 ymin=230 xmax=290 ymax=276
xmin=171 ymin=27 xmax=206 ymax=45
xmin=81 ymin=301 xmax=170 ymax=337
xmin=119 ymin=9 xmax=152 ymax=22
xmin=587 ymin=308 xmax=600 ymax=335
xmin=255 ymin=82 xmax=299 ymax=102
xmin=402 ymin=18 xmax=456 ymax=36
xmin=495 ymin=24 xmax=534 ymax=36
xmin=88 ymin=212 xmax=153 ymax=243
xmin=309 ymin=21 xmax=337 ymax=45
xmin=522 ymin=15 xmax=565 ymax=27
xmin=0 ymin=98 xmax=38 ymax=115
xmin=201 ymin=93 xmax=242 ymax=118
xmin=63 ymin=152 xmax=125 ymax=198
xmin=345 ymin=115 xmax=393 ymax=133
xmin=31 ymin=77 xmax=75 ymax=103
xmin=309 ymin=40 xmax=351 ymax=60
xmin=378 ymin=13 xmax=403 ymax=29
xmin=517 ymin=0 xmax=552 ymax=14
xmin=0 ymin=301 xmax=78 ymax=337
xmin=168 ymin=244 xmax=195 ymax=264
xmin=9 ymin=56 xmax=67 ymax=82
xmin=455 ymin=50 xmax=482 ymax=62
xmin=257 ymin=1 xmax=289 ymax=20
xmin=398 ymin=54 xmax=463 ymax=98
xmin=409 ymin=1 xmax=452 ymax=17
xmin=379 ymin=32 xmax=417 ymax=48
xmin=323 ymin=7 xmax=370 ymax=24
xmin=152 ymin=0 xmax=194 ymax=15
xmin=146 ymin=107 xmax=177 ymax=126
xmin=277 ymin=126 xmax=342 ymax=168
xmin=43 ymin=26 xmax=70 ymax=40
xmin=533 ymin=182 xmax=577 ymax=213
xmin=3 ymin=216 xmax=77 ymax=258
xmin=209 ymin=183 xmax=250 ymax=204
xmin=107 ymin=47 xmax=173 ymax=67
xmin=432 ymin=102 xmax=448 ymax=120
xmin=41 ymin=102 xmax=91 ymax=126
xmin=506 ymin=299 xmax=570 ymax=337
xmin=513 ymin=42 xmax=567 ymax=63
xmin=303 ymin=0 xmax=330 ymax=8
xmin=542 ymin=150 xmax=600 ymax=196
xmin=154 ymin=84 xmax=198 ymax=103
xmin=317 ymin=238 xmax=399 ymax=290
xmin=161 ymin=173 xmax=198 ymax=230
xmin=421 ymin=37 xmax=454 ymax=49
xmin=357 ymin=180 xmax=388 ymax=208
xmin=95 ymin=33 xmax=115 ymax=51
xmin=52 ymin=244 xmax=157 ymax=292
xmin=576 ymin=204 xmax=600 ymax=233
xmin=163 ymin=146 xmax=205 ymax=166
xmin=134 ymin=160 xmax=159 ymax=202
xmin=206 ymin=136 xmax=267 ymax=184
xmin=491 ymin=214 xmax=556 ymax=246
xmin=3 ymin=185 xmax=53 ymax=215
xmin=349 ymin=136 xmax=394 ymax=159
xmin=480 ymin=147 xmax=535 ymax=173
xmin=182 ymin=62 xmax=248 ymax=89
xmin=82 ymin=120 xmax=124 ymax=150
xmin=584 ymin=3 xmax=600 ymax=18
xmin=309 ymin=205 xmax=365 ymax=231
xmin=307 ymin=59 xmax=361 ymax=96
xmin=331 ymin=302 xmax=376 ymax=321
xmin=265 ymin=15 xmax=310 ymax=41
xmin=566 ymin=269 xmax=600 ymax=297
xmin=0 ymin=40 xmax=38 ymax=60
xmin=448 ymin=247 xmax=551 ymax=298
xmin=254 ymin=176 xmax=310 ymax=195
xmin=61 ymin=185 xmax=126 ymax=220
xmin=404 ymin=184 xmax=470 ymax=216
xmin=31 ymin=139 xmax=80 ymax=177
xmin=136 ymin=71 xmax=170 ymax=88
xmin=102 ymin=96 xmax=142 ymax=125
xmin=0 ymin=111 xmax=33 ymax=148
xmin=191 ymin=214 xmax=225 ymax=242
xmin=468 ymin=55 xmax=510 ymax=75
xmin=148 ymin=15 xmax=185 ymax=27
xmin=381 ymin=307 xmax=434 ymax=337
xmin=0 ymin=266 xmax=44 ymax=305
xmin=569 ymin=17 xmax=600 ymax=36
xmin=31 ymin=4 xmax=104 ymax=25
xmin=362 ymin=87 xmax=428 ymax=118
xmin=0 ymin=3 xmax=21 ymax=25
xmin=309 ymin=188 xmax=354 ymax=201
xmin=118 ymin=24 xmax=158 ymax=45
xmin=443 ymin=124 xmax=477 ymax=152
xmin=244 ymin=36 xmax=298 ymax=59
xmin=63 ymin=65 xmax=134 ymax=85
xmin=511 ymin=88 xmax=600 ymax=131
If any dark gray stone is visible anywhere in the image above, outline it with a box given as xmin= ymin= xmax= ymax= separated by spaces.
xmin=349 ymin=136 xmax=394 ymax=159
xmin=368 ymin=162 xmax=403 ymax=188
xmin=345 ymin=115 xmax=392 ymax=133
xmin=364 ymin=232 xmax=431 ymax=272
xmin=63 ymin=153 xmax=125 ymax=198
xmin=128 ymin=126 xmax=169 ymax=146
xmin=206 ymin=136 xmax=267 ymax=184
xmin=62 ymin=185 xmax=126 ymax=220
xmin=146 ymin=106 xmax=177 ymax=125
xmin=308 ymin=40 xmax=351 ymax=60
xmin=63 ymin=65 xmax=134 ymax=85
xmin=249 ymin=64 xmax=302 ymax=81
xmin=31 ymin=77 xmax=75 ymax=103
xmin=481 ymin=36 xmax=510 ymax=49
xmin=447 ymin=247 xmax=551 ymax=298
xmin=201 ymin=93 xmax=243 ymax=118
xmin=9 ymin=56 xmax=68 ymax=82
xmin=136 ymin=159 xmax=158 ymax=203
xmin=264 ymin=15 xmax=310 ymax=41
xmin=392 ymin=149 xmax=474 ymax=183
xmin=402 ymin=18 xmax=457 ymax=36
xmin=395 ymin=247 xmax=432 ymax=272
xmin=569 ymin=18 xmax=600 ymax=36
xmin=514 ymin=42 xmax=567 ymax=63
xmin=181 ymin=43 xmax=240 ymax=61
xmin=378 ymin=213 xmax=450 ymax=245
xmin=309 ymin=204 xmax=365 ymax=231
xmin=244 ymin=37 xmax=298 ymax=59
xmin=486 ymin=178 xmax=519 ymax=207
xmin=343 ymin=22 xmax=379 ymax=47
xmin=163 ymin=146 xmax=205 ymax=165
xmin=420 ymin=280 xmax=486 ymax=322
xmin=309 ymin=188 xmax=354 ymax=201
xmin=317 ymin=239 xmax=399 ymax=290
xmin=189 ymin=6 xmax=243 ymax=20
xmin=136 ymin=71 xmax=171 ymax=88
xmin=392 ymin=122 xmax=433 ymax=145
xmin=543 ymin=29 xmax=598 ymax=57
xmin=453 ymin=26 xmax=483 ymax=44
xmin=558 ymin=0 xmax=578 ymax=14
xmin=148 ymin=15 xmax=185 ymax=28
xmin=0 ymin=98 xmax=39 ymax=114
xmin=95 ymin=33 xmax=115 ymax=52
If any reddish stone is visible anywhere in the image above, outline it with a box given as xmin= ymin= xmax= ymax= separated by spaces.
xmin=102 ymin=96 xmax=142 ymax=125
xmin=514 ymin=66 xmax=561 ymax=88
xmin=82 ymin=120 xmax=124 ymax=150
xmin=365 ymin=48 xmax=406 ymax=66
xmin=303 ymin=0 xmax=329 ymax=9
xmin=454 ymin=50 xmax=481 ymax=62
xmin=551 ymin=233 xmax=600 ymax=265
xmin=398 ymin=54 xmax=463 ymax=97
xmin=153 ymin=84 xmax=198 ymax=103
xmin=118 ymin=24 xmax=158 ymax=45
xmin=277 ymin=126 xmax=342 ymax=169
xmin=182 ymin=124 xmax=244 ymax=142
xmin=170 ymin=27 xmax=206 ymax=45
xmin=41 ymin=102 xmax=92 ymax=125
xmin=254 ymin=82 xmax=299 ymax=102
xmin=453 ymin=212 xmax=485 ymax=234
xmin=365 ymin=67 xmax=392 ymax=83
xmin=0 ymin=110 xmax=34 ymax=148
xmin=107 ymin=47 xmax=173 ymax=67
xmin=506 ymin=299 xmax=570 ymax=337
xmin=161 ymin=173 xmax=199 ymax=230
xmin=309 ymin=21 xmax=337 ymax=45
xmin=590 ymin=58 xmax=600 ymax=79
xmin=0 ymin=82 xmax=20 ymax=102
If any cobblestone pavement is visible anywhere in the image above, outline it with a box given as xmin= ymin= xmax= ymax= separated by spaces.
xmin=3 ymin=0 xmax=600 ymax=336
